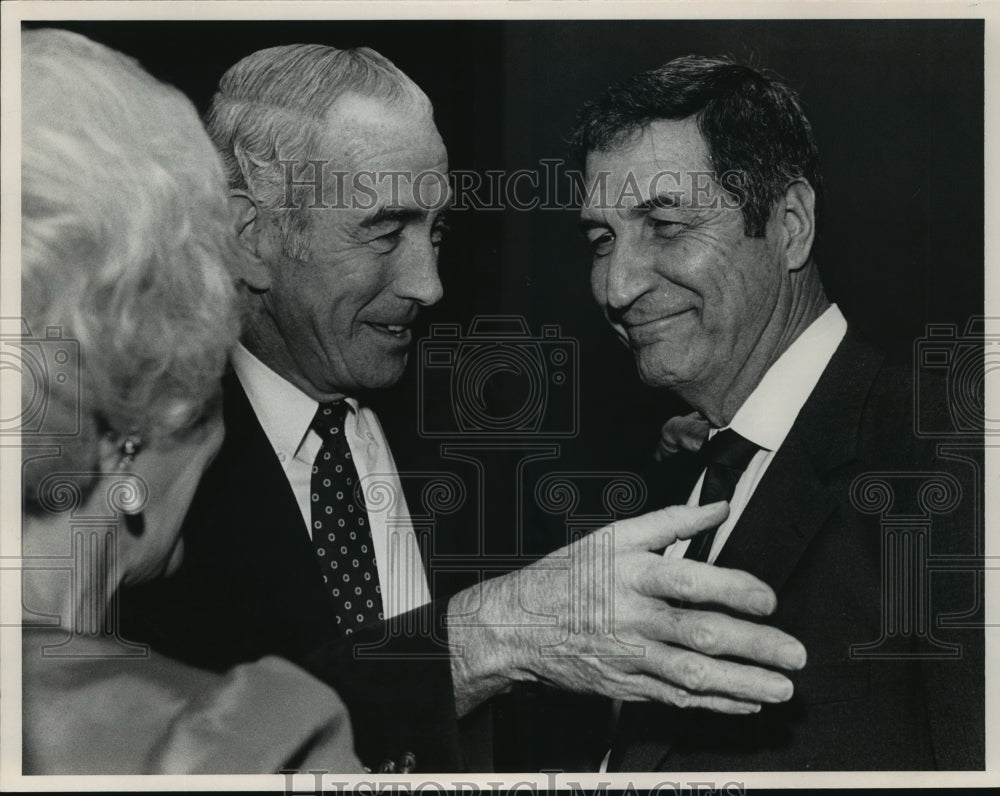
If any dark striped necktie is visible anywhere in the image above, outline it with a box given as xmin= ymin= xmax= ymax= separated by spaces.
xmin=683 ymin=428 xmax=761 ymax=563
xmin=607 ymin=428 xmax=761 ymax=771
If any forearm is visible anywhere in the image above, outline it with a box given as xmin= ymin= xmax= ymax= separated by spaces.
xmin=448 ymin=572 xmax=540 ymax=717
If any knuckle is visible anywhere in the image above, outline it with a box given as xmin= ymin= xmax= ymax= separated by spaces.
xmin=643 ymin=602 xmax=681 ymax=643
xmin=671 ymin=565 xmax=698 ymax=599
xmin=671 ymin=689 xmax=693 ymax=709
xmin=680 ymin=658 xmax=708 ymax=691
xmin=689 ymin=619 xmax=718 ymax=653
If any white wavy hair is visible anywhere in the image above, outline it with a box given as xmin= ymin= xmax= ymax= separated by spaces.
xmin=21 ymin=29 xmax=241 ymax=507
xmin=204 ymin=43 xmax=430 ymax=261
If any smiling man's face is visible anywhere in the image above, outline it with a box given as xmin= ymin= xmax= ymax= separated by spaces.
xmin=253 ymin=93 xmax=451 ymax=399
xmin=582 ymin=116 xmax=786 ymax=402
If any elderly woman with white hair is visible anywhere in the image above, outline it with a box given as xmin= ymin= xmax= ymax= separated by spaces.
xmin=19 ymin=28 xmax=361 ymax=774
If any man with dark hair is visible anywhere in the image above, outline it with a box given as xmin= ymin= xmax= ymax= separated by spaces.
xmin=573 ymin=56 xmax=824 ymax=240
xmin=572 ymin=55 xmax=982 ymax=770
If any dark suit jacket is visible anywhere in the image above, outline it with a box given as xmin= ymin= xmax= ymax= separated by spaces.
xmin=611 ymin=329 xmax=984 ymax=771
xmin=121 ymin=373 xmax=462 ymax=772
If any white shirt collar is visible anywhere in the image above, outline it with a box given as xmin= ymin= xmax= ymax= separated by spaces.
xmin=727 ymin=304 xmax=848 ymax=452
xmin=231 ymin=343 xmax=358 ymax=460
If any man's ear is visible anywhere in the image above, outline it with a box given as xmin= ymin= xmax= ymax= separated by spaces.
xmin=779 ymin=179 xmax=816 ymax=272
xmin=228 ymin=190 xmax=272 ymax=291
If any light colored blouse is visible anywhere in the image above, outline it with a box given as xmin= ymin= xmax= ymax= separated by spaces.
xmin=23 ymin=630 xmax=362 ymax=775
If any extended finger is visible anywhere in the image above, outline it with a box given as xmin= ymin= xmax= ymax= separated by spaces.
xmin=622 ymin=674 xmax=762 ymax=714
xmin=616 ymin=502 xmax=730 ymax=551
xmin=639 ymin=556 xmax=778 ymax=616
xmin=641 ymin=601 xmax=807 ymax=671
xmin=643 ymin=644 xmax=797 ymax=703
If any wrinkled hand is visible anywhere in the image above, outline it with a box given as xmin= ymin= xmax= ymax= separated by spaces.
xmin=448 ymin=502 xmax=806 ymax=717
xmin=654 ymin=411 xmax=711 ymax=461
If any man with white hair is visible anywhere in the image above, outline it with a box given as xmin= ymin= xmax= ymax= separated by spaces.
xmin=122 ymin=44 xmax=808 ymax=772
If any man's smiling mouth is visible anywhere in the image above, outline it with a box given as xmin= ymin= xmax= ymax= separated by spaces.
xmin=367 ymin=322 xmax=412 ymax=340
xmin=624 ymin=309 xmax=695 ymax=345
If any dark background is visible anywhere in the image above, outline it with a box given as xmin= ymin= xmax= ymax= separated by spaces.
xmin=29 ymin=17 xmax=984 ymax=770
xmin=27 ymin=16 xmax=983 ymax=550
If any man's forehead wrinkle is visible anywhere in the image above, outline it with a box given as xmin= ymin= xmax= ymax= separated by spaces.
xmin=323 ymin=93 xmax=437 ymax=141
xmin=311 ymin=136 xmax=449 ymax=202
xmin=636 ymin=125 xmax=663 ymax=170
xmin=318 ymin=126 xmax=443 ymax=162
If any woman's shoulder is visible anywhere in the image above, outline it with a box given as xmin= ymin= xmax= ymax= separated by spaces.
xmin=150 ymin=654 xmax=361 ymax=774
xmin=23 ymin=634 xmax=360 ymax=775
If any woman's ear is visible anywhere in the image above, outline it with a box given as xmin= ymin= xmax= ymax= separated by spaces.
xmin=96 ymin=424 xmax=125 ymax=476
xmin=228 ymin=190 xmax=272 ymax=291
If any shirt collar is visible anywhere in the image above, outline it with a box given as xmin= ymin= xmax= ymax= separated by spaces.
xmin=231 ymin=343 xmax=358 ymax=458
xmin=726 ymin=304 xmax=848 ymax=452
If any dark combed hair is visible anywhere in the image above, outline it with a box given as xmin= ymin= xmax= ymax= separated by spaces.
xmin=569 ymin=55 xmax=823 ymax=238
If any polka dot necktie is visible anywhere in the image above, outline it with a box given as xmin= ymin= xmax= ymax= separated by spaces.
xmin=310 ymin=401 xmax=384 ymax=636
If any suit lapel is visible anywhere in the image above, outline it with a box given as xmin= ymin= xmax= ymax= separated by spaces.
xmin=207 ymin=373 xmax=335 ymax=632
xmin=215 ymin=372 xmax=305 ymax=545
xmin=632 ymin=330 xmax=885 ymax=771
xmin=712 ymin=437 xmax=837 ymax=592
xmin=713 ymin=329 xmax=884 ymax=591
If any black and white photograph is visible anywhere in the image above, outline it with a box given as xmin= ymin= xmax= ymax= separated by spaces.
xmin=1 ymin=1 xmax=994 ymax=792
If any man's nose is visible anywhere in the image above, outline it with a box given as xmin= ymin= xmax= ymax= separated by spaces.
xmin=396 ymin=238 xmax=444 ymax=307
xmin=604 ymin=239 xmax=652 ymax=312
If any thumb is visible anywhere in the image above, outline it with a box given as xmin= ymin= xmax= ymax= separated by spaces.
xmin=615 ymin=501 xmax=729 ymax=551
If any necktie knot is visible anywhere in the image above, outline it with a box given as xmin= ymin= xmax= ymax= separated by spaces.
xmin=312 ymin=401 xmax=349 ymax=439
xmin=684 ymin=428 xmax=762 ymax=564
xmin=698 ymin=428 xmax=761 ymax=473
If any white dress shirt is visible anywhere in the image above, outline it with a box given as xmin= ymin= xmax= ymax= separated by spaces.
xmin=666 ymin=303 xmax=848 ymax=563
xmin=231 ymin=344 xmax=431 ymax=619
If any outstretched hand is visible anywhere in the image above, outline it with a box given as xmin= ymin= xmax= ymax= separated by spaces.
xmin=448 ymin=502 xmax=806 ymax=716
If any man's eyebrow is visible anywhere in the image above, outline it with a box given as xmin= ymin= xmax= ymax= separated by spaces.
xmin=634 ymin=192 xmax=682 ymax=213
xmin=360 ymin=206 xmax=427 ymax=229
xmin=579 ymin=218 xmax=608 ymax=234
